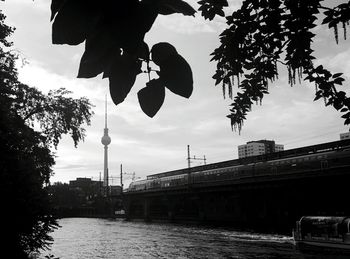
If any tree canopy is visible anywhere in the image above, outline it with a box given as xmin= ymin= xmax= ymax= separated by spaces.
xmin=206 ymin=0 xmax=350 ymax=131
xmin=50 ymin=0 xmax=350 ymax=131
xmin=0 ymin=10 xmax=93 ymax=258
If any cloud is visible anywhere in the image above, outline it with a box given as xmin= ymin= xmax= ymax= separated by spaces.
xmin=17 ymin=61 xmax=107 ymax=100
xmin=153 ymin=0 xmax=243 ymax=35
xmin=318 ymin=48 xmax=350 ymax=83
xmin=156 ymin=15 xmax=217 ymax=34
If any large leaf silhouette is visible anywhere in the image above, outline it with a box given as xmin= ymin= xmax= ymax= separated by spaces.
xmin=52 ymin=0 xmax=98 ymax=45
xmin=138 ymin=79 xmax=165 ymax=117
xmin=50 ymin=0 xmax=66 ymax=21
xmin=108 ymin=54 xmax=142 ymax=106
xmin=77 ymin=26 xmax=117 ymax=78
xmin=104 ymin=1 xmax=157 ymax=55
xmin=152 ymin=42 xmax=193 ymax=98
xmin=144 ymin=0 xmax=196 ymax=16
xmin=160 ymin=54 xmax=193 ymax=98
xmin=151 ymin=42 xmax=178 ymax=66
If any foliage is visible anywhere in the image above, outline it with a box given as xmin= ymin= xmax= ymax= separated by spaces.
xmin=50 ymin=0 xmax=194 ymax=117
xmin=198 ymin=0 xmax=228 ymax=20
xmin=0 ymin=10 xmax=93 ymax=258
xmin=200 ymin=0 xmax=350 ymax=131
xmin=15 ymin=85 xmax=93 ymax=147
xmin=48 ymin=183 xmax=82 ymax=210
xmin=47 ymin=181 xmax=119 ymax=218
xmin=51 ymin=0 xmax=350 ymax=131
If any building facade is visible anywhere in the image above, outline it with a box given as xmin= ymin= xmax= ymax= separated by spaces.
xmin=69 ymin=177 xmax=102 ymax=198
xmin=275 ymin=144 xmax=284 ymax=152
xmin=238 ymin=140 xmax=284 ymax=158
xmin=340 ymin=132 xmax=350 ymax=140
xmin=69 ymin=177 xmax=122 ymax=197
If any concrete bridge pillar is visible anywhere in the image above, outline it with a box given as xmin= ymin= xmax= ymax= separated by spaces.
xmin=166 ymin=197 xmax=175 ymax=221
xmin=144 ymin=198 xmax=151 ymax=221
xmin=124 ymin=199 xmax=130 ymax=220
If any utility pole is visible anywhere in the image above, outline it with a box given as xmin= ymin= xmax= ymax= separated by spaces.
xmin=106 ymin=168 xmax=109 ymax=196
xmin=187 ymin=145 xmax=207 ymax=167
xmin=120 ymin=164 xmax=124 ymax=191
xmin=187 ymin=145 xmax=191 ymax=168
xmin=99 ymin=172 xmax=102 ymax=196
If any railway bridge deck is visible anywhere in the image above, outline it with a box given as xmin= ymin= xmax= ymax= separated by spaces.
xmin=123 ymin=140 xmax=350 ymax=233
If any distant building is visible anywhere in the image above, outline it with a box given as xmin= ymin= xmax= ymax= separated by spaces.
xmin=340 ymin=132 xmax=350 ymax=140
xmin=69 ymin=177 xmax=101 ymax=190
xmin=238 ymin=140 xmax=284 ymax=158
xmin=69 ymin=177 xmax=102 ymax=198
xmin=275 ymin=144 xmax=284 ymax=152
xmin=110 ymin=186 xmax=122 ymax=196
xmin=69 ymin=177 xmax=122 ymax=198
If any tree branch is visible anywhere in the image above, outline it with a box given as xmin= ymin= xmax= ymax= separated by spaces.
xmin=23 ymin=107 xmax=42 ymax=121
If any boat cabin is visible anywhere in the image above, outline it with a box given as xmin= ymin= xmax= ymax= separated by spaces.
xmin=294 ymin=216 xmax=350 ymax=244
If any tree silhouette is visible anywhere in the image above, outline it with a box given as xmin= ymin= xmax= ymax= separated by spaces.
xmin=51 ymin=0 xmax=350 ymax=131
xmin=201 ymin=0 xmax=350 ymax=132
xmin=0 ymin=11 xmax=93 ymax=258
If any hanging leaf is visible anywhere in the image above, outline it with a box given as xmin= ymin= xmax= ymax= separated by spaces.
xmin=137 ymin=2 xmax=159 ymax=33
xmin=106 ymin=2 xmax=157 ymax=56
xmin=137 ymin=41 xmax=150 ymax=61
xmin=50 ymin=0 xmax=67 ymax=21
xmin=154 ymin=0 xmax=196 ymax=16
xmin=123 ymin=4 xmax=156 ymax=58
xmin=52 ymin=0 xmax=99 ymax=45
xmin=150 ymin=42 xmax=193 ymax=98
xmin=198 ymin=0 xmax=228 ymax=20
xmin=77 ymin=26 xmax=119 ymax=78
xmin=108 ymin=54 xmax=142 ymax=105
xmin=158 ymin=54 xmax=193 ymax=98
xmin=151 ymin=42 xmax=178 ymax=66
xmin=142 ymin=0 xmax=196 ymax=16
xmin=76 ymin=15 xmax=150 ymax=79
xmin=138 ymin=79 xmax=165 ymax=117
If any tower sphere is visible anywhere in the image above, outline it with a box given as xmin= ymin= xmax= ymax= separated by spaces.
xmin=101 ymin=135 xmax=111 ymax=145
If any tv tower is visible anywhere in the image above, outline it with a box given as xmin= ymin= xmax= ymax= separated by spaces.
xmin=101 ymin=96 xmax=111 ymax=192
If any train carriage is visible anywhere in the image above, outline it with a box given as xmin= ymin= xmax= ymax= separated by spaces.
xmin=126 ymin=140 xmax=350 ymax=193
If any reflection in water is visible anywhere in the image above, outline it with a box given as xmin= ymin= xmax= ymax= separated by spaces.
xmin=42 ymin=218 xmax=349 ymax=259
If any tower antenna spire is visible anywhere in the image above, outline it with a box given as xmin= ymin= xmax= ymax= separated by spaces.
xmin=101 ymin=95 xmax=111 ymax=196
xmin=105 ymin=94 xmax=107 ymax=128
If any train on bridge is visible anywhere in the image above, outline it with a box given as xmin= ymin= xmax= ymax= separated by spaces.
xmin=127 ymin=139 xmax=350 ymax=192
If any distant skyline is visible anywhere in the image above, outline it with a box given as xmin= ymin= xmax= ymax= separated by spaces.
xmin=2 ymin=0 xmax=349 ymax=187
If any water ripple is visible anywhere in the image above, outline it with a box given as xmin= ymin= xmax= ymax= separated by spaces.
xmin=40 ymin=218 xmax=345 ymax=259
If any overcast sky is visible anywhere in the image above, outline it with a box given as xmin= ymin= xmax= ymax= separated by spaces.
xmin=2 ymin=0 xmax=349 ymax=186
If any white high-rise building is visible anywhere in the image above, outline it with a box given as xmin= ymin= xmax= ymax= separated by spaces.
xmin=238 ymin=142 xmax=265 ymax=158
xmin=275 ymin=144 xmax=284 ymax=152
xmin=340 ymin=132 xmax=350 ymax=140
xmin=238 ymin=140 xmax=284 ymax=158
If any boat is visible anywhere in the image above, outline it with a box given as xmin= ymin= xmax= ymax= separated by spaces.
xmin=293 ymin=216 xmax=350 ymax=252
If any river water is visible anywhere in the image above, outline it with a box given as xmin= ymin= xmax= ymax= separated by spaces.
xmin=41 ymin=218 xmax=349 ymax=259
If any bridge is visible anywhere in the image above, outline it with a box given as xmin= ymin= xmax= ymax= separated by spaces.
xmin=123 ymin=139 xmax=350 ymax=234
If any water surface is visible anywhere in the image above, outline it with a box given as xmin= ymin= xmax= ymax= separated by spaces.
xmin=42 ymin=218 xmax=348 ymax=258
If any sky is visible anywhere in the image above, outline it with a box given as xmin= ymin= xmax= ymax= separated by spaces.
xmin=1 ymin=0 xmax=349 ymax=187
